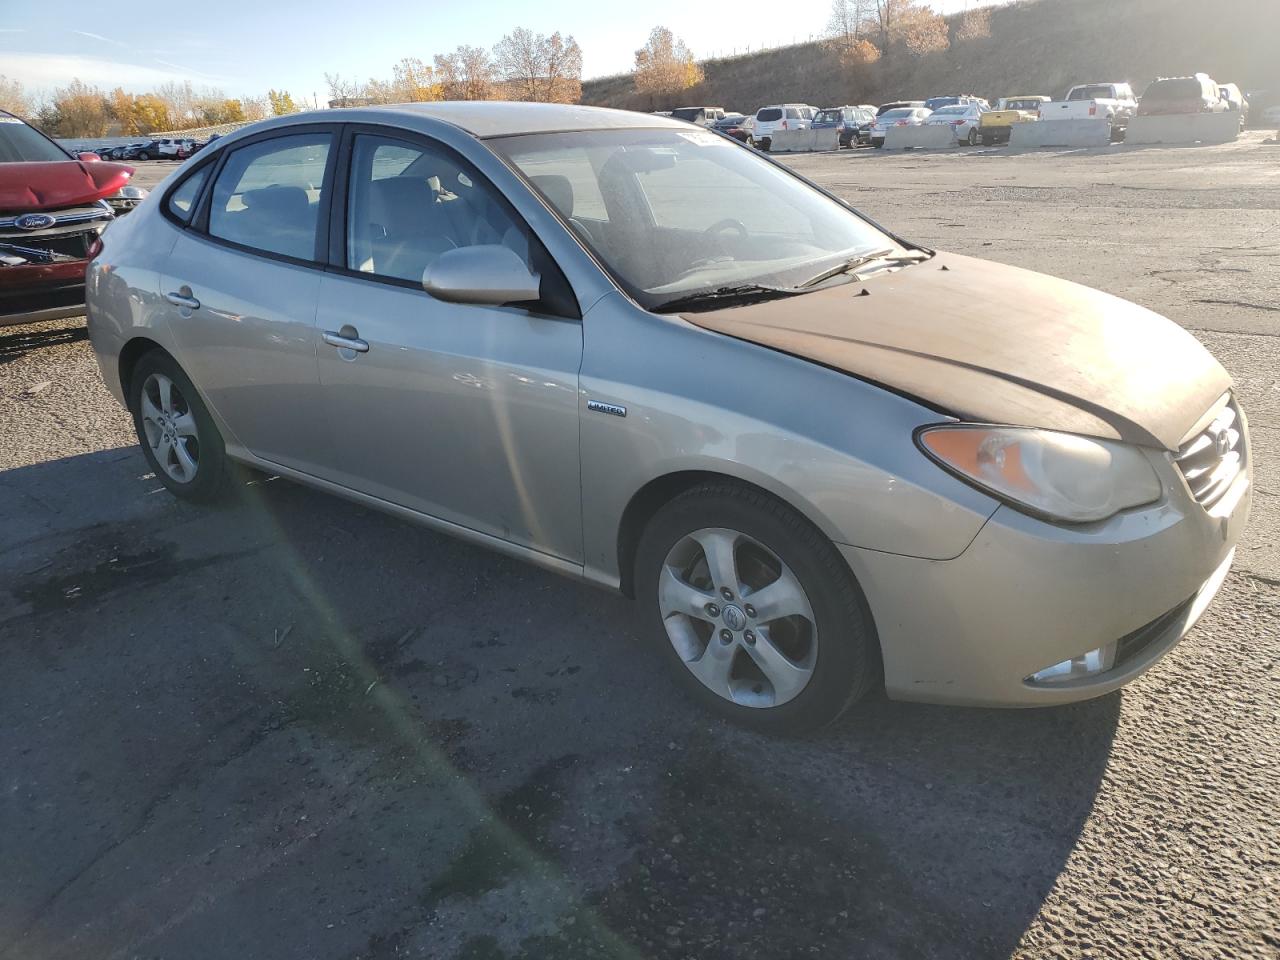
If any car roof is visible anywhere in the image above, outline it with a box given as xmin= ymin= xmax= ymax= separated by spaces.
xmin=319 ymin=101 xmax=688 ymax=138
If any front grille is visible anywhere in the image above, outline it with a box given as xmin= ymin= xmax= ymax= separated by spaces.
xmin=0 ymin=203 xmax=112 ymax=267
xmin=1174 ymin=398 xmax=1246 ymax=509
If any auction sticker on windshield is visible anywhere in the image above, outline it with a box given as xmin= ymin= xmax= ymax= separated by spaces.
xmin=677 ymin=130 xmax=731 ymax=147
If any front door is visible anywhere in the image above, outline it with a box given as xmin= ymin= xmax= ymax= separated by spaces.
xmin=312 ymin=131 xmax=584 ymax=563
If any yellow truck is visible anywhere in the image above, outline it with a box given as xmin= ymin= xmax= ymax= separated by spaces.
xmin=979 ymin=96 xmax=1051 ymax=145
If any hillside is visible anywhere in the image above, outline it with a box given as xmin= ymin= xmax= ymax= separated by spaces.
xmin=582 ymin=0 xmax=1278 ymax=112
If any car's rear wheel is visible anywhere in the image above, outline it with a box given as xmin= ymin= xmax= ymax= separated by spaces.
xmin=982 ymin=133 xmax=995 ymax=146
xmin=967 ymin=128 xmax=980 ymax=146
xmin=635 ymin=482 xmax=878 ymax=735
xmin=759 ymin=137 xmax=771 ymax=152
xmin=129 ymin=351 xmax=233 ymax=502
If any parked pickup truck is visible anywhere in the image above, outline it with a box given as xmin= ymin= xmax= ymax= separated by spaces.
xmin=1041 ymin=83 xmax=1138 ymax=136
xmin=979 ymin=96 xmax=1050 ymax=145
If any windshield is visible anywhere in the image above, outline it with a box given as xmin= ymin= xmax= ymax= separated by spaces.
xmin=0 ymin=115 xmax=71 ymax=163
xmin=757 ymin=108 xmax=782 ymax=121
xmin=880 ymin=109 xmax=917 ymax=120
xmin=671 ymin=108 xmax=703 ymax=122
xmin=1007 ymin=99 xmax=1044 ymax=110
xmin=490 ymin=127 xmax=899 ymax=310
xmin=932 ymin=106 xmax=967 ymax=116
xmin=815 ymin=110 xmax=841 ymax=123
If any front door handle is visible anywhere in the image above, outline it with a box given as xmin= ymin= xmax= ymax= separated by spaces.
xmin=166 ymin=290 xmax=200 ymax=310
xmin=322 ymin=329 xmax=370 ymax=353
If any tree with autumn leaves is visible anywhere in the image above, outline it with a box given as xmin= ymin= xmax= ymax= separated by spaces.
xmin=633 ymin=27 xmax=704 ymax=106
xmin=824 ymin=0 xmax=959 ymax=65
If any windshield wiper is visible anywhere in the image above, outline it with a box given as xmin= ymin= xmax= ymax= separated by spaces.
xmin=653 ymin=283 xmax=801 ymax=313
xmin=797 ymin=248 xmax=931 ymax=289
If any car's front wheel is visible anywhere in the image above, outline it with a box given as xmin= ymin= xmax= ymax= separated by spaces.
xmin=129 ymin=351 xmax=233 ymax=502
xmin=635 ymin=482 xmax=878 ymax=734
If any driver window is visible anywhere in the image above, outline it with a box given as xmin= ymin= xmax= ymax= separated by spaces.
xmin=346 ymin=134 xmax=532 ymax=284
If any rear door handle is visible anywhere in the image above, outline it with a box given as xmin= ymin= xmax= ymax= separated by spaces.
xmin=166 ymin=291 xmax=200 ymax=310
xmin=322 ymin=329 xmax=370 ymax=353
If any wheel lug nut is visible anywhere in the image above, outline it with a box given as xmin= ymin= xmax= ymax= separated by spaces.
xmin=719 ymin=629 xmax=733 ymax=644
xmin=720 ymin=587 xmax=733 ymax=601
xmin=706 ymin=602 xmax=720 ymax=617
xmin=744 ymin=604 xmax=756 ymax=618
xmin=744 ymin=630 xmax=756 ymax=645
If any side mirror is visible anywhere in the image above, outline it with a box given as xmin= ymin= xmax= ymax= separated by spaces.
xmin=78 ymin=151 xmax=102 ymax=163
xmin=422 ymin=245 xmax=541 ymax=307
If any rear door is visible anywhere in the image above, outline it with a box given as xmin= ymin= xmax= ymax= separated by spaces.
xmin=310 ymin=128 xmax=584 ymax=562
xmin=160 ymin=127 xmax=336 ymax=474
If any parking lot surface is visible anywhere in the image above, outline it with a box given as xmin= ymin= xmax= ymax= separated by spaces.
xmin=2 ymin=142 xmax=1278 ymax=960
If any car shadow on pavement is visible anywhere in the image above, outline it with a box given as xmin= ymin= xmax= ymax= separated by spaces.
xmin=0 ymin=451 xmax=1120 ymax=960
xmin=0 ymin=322 xmax=88 ymax=364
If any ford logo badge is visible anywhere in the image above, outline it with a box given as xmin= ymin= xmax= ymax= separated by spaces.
xmin=15 ymin=213 xmax=56 ymax=230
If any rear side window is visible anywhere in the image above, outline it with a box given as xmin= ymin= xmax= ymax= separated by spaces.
xmin=757 ymin=108 xmax=782 ymax=122
xmin=785 ymin=108 xmax=801 ymax=119
xmin=207 ymin=134 xmax=332 ymax=262
xmin=166 ymin=165 xmax=211 ymax=223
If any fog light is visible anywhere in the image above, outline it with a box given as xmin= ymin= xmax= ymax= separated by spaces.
xmin=1027 ymin=642 xmax=1117 ymax=685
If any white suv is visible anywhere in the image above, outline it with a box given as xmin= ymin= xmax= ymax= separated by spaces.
xmin=154 ymin=138 xmax=195 ymax=159
xmin=752 ymin=104 xmax=816 ymax=151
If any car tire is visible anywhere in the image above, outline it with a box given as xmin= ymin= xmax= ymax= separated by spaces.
xmin=759 ymin=137 xmax=771 ymax=152
xmin=634 ymin=481 xmax=879 ymax=735
xmin=967 ymin=128 xmax=980 ymax=146
xmin=129 ymin=351 xmax=234 ymax=503
xmin=745 ymin=136 xmax=755 ymax=148
xmin=982 ymin=134 xmax=995 ymax=146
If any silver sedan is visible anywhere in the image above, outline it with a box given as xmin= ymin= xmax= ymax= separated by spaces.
xmin=87 ymin=103 xmax=1250 ymax=734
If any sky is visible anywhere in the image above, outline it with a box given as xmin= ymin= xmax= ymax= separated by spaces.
xmin=1 ymin=0 xmax=989 ymax=104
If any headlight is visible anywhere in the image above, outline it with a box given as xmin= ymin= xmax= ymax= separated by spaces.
xmin=917 ymin=425 xmax=1162 ymax=523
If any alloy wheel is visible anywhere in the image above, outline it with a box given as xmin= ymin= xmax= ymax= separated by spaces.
xmin=657 ymin=527 xmax=817 ymax=708
xmin=139 ymin=372 xmax=200 ymax=484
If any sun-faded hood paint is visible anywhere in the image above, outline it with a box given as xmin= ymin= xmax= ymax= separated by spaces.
xmin=684 ymin=253 xmax=1229 ymax=451
xmin=0 ymin=160 xmax=134 ymax=212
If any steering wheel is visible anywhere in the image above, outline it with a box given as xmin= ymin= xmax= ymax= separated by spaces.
xmin=704 ymin=218 xmax=749 ymax=241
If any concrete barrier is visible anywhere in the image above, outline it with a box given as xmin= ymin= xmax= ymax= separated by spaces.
xmin=1010 ymin=119 xmax=1111 ymax=148
xmin=883 ymin=124 xmax=957 ymax=150
xmin=767 ymin=128 xmax=839 ymax=152
xmin=1125 ymin=112 xmax=1240 ymax=146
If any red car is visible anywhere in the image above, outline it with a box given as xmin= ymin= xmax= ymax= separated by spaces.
xmin=1 ymin=111 xmax=144 ymax=327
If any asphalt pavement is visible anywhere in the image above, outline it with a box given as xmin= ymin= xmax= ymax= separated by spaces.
xmin=1 ymin=141 xmax=1277 ymax=960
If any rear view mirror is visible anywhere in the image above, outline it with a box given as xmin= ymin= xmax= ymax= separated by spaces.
xmin=422 ymin=245 xmax=541 ymax=307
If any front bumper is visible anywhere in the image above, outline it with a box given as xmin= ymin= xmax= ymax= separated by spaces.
xmin=0 ymin=268 xmax=87 ymax=327
xmin=839 ymin=456 xmax=1251 ymax=707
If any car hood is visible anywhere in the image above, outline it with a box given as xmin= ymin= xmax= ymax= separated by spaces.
xmin=0 ymin=160 xmax=135 ymax=212
xmin=682 ymin=253 xmax=1230 ymax=451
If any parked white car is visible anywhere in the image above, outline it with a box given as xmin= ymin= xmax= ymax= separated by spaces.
xmin=1042 ymin=83 xmax=1138 ymax=133
xmin=924 ymin=103 xmax=987 ymax=145
xmin=870 ymin=107 xmax=932 ymax=147
xmin=154 ymin=138 xmax=195 ymax=159
xmin=752 ymin=104 xmax=816 ymax=151
xmin=670 ymin=107 xmax=726 ymax=127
